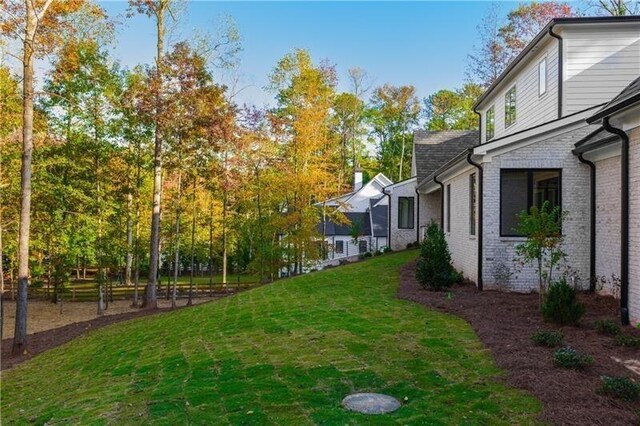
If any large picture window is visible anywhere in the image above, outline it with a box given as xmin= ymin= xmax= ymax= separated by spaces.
xmin=398 ymin=197 xmax=414 ymax=229
xmin=469 ymin=173 xmax=476 ymax=236
xmin=500 ymin=169 xmax=561 ymax=236
xmin=486 ymin=106 xmax=495 ymax=141
xmin=505 ymin=86 xmax=517 ymax=128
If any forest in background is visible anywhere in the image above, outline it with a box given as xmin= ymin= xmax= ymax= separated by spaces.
xmin=0 ymin=0 xmax=636 ymax=353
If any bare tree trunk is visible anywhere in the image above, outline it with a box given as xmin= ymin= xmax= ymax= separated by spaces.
xmin=208 ymin=195 xmax=214 ymax=297
xmin=171 ymin=168 xmax=182 ymax=309
xmin=13 ymin=2 xmax=39 ymax=355
xmin=146 ymin=2 xmax=167 ymax=310
xmin=187 ymin=176 xmax=196 ymax=306
xmin=125 ymin=193 xmax=133 ymax=285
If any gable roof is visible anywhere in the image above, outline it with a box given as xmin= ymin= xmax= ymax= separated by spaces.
xmin=413 ymin=131 xmax=479 ymax=183
xmin=474 ymin=15 xmax=640 ymax=110
xmin=573 ymin=126 xmax=621 ymax=155
xmin=587 ymin=75 xmax=640 ymax=123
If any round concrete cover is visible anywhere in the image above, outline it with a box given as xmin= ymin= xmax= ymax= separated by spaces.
xmin=342 ymin=393 xmax=401 ymax=414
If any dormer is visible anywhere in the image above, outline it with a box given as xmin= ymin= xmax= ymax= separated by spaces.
xmin=475 ymin=16 xmax=640 ymax=144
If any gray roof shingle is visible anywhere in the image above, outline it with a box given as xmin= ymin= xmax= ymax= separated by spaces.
xmin=320 ymin=212 xmax=372 ymax=236
xmin=413 ymin=130 xmax=479 ymax=183
xmin=588 ymin=76 xmax=640 ymax=123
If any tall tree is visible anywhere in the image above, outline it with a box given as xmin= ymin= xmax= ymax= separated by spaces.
xmin=1 ymin=0 xmax=90 ymax=354
xmin=128 ymin=0 xmax=178 ymax=310
xmin=588 ymin=0 xmax=639 ymax=15
xmin=424 ymin=83 xmax=483 ymax=131
xmin=368 ymin=84 xmax=420 ymax=181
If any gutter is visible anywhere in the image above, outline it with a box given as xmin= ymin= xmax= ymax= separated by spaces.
xmin=466 ymin=150 xmax=483 ymax=291
xmin=382 ymin=187 xmax=391 ymax=249
xmin=432 ymin=175 xmax=445 ymax=230
xmin=548 ymin=24 xmax=563 ymax=119
xmin=602 ymin=118 xmax=630 ymax=325
xmin=576 ymin=153 xmax=596 ymax=292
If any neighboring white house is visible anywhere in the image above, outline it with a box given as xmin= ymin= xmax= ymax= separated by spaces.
xmin=407 ymin=16 xmax=640 ymax=326
xmin=317 ymin=169 xmax=393 ymax=267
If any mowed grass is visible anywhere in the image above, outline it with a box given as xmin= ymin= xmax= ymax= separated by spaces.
xmin=1 ymin=251 xmax=541 ymax=425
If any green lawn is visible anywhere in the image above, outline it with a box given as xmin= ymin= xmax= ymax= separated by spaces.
xmin=1 ymin=251 xmax=541 ymax=425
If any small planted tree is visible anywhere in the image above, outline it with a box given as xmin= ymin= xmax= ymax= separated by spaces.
xmin=514 ymin=201 xmax=566 ymax=306
xmin=416 ymin=221 xmax=461 ymax=291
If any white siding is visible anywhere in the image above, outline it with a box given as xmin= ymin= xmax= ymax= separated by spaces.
xmin=480 ymin=38 xmax=559 ymax=143
xmin=564 ymin=25 xmax=640 ymax=115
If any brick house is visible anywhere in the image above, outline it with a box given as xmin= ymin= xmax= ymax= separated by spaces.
xmin=397 ymin=16 xmax=640 ymax=326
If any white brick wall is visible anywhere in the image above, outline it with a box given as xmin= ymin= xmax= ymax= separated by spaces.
xmin=419 ymin=191 xmax=441 ymax=241
xmin=442 ymin=169 xmax=479 ymax=283
xmin=482 ymin=124 xmax=593 ymax=292
xmin=389 ymin=180 xmax=419 ymax=250
xmin=594 ymin=155 xmax=621 ymax=296
xmin=628 ymin=125 xmax=640 ymax=326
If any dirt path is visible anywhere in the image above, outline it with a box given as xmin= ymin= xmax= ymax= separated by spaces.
xmin=398 ymin=259 xmax=640 ymax=425
xmin=1 ymin=295 xmax=226 ymax=371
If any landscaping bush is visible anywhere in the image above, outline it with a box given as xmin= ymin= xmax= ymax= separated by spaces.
xmin=613 ymin=333 xmax=640 ymax=348
xmin=363 ymin=252 xmax=373 ymax=258
xmin=531 ymin=330 xmax=564 ymax=347
xmin=382 ymin=246 xmax=393 ymax=253
xmin=553 ymin=347 xmax=593 ymax=370
xmin=374 ymin=250 xmax=383 ymax=256
xmin=598 ymin=376 xmax=640 ymax=401
xmin=541 ymin=278 xmax=585 ymax=325
xmin=595 ymin=319 xmax=621 ymax=336
xmin=416 ymin=222 xmax=462 ymax=291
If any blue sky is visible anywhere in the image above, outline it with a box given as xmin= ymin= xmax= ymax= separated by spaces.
xmin=99 ymin=1 xmax=519 ymax=106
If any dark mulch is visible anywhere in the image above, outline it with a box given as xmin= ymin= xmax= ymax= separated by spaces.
xmin=398 ymin=259 xmax=640 ymax=426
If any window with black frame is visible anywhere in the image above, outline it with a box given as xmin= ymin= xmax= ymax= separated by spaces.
xmin=486 ymin=106 xmax=495 ymax=140
xmin=398 ymin=196 xmax=414 ymax=229
xmin=335 ymin=240 xmax=344 ymax=254
xmin=505 ymin=86 xmax=517 ymax=127
xmin=500 ymin=169 xmax=561 ymax=236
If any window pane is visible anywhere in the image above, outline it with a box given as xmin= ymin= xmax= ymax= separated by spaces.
xmin=486 ymin=107 xmax=495 ymax=140
xmin=501 ymin=170 xmax=528 ymax=235
xmin=539 ymin=59 xmax=547 ymax=96
xmin=398 ymin=197 xmax=414 ymax=229
xmin=335 ymin=240 xmax=344 ymax=254
xmin=533 ymin=170 xmax=560 ymax=208
xmin=358 ymin=240 xmax=367 ymax=253
xmin=505 ymin=86 xmax=516 ymax=127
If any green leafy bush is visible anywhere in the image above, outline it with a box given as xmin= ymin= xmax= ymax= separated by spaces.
xmin=374 ymin=250 xmax=383 ymax=256
xmin=598 ymin=376 xmax=640 ymax=401
xmin=531 ymin=330 xmax=564 ymax=347
xmin=595 ymin=319 xmax=621 ymax=336
xmin=541 ymin=278 xmax=585 ymax=325
xmin=416 ymin=222 xmax=462 ymax=291
xmin=363 ymin=252 xmax=373 ymax=258
xmin=553 ymin=347 xmax=593 ymax=369
xmin=613 ymin=333 xmax=640 ymax=348
xmin=382 ymin=246 xmax=393 ymax=253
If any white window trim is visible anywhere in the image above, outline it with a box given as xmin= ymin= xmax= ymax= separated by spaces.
xmin=538 ymin=58 xmax=547 ymax=98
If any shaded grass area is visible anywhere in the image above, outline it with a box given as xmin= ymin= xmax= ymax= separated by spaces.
xmin=1 ymin=251 xmax=541 ymax=424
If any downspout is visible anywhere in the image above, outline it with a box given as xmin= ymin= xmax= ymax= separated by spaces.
xmin=548 ymin=24 xmax=563 ymax=119
xmin=466 ymin=149 xmax=483 ymax=291
xmin=382 ymin=187 xmax=391 ymax=250
xmin=415 ymin=187 xmax=420 ymax=243
xmin=433 ymin=175 xmax=445 ymax=230
xmin=577 ymin=153 xmax=596 ymax=292
xmin=602 ymin=118 xmax=629 ymax=325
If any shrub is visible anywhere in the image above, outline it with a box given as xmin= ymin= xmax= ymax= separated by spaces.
xmin=614 ymin=333 xmax=640 ymax=348
xmin=595 ymin=319 xmax=621 ymax=336
xmin=416 ymin=222 xmax=461 ymax=291
xmin=541 ymin=278 xmax=585 ymax=325
xmin=382 ymin=246 xmax=393 ymax=253
xmin=363 ymin=252 xmax=373 ymax=258
xmin=598 ymin=376 xmax=640 ymax=401
xmin=553 ymin=347 xmax=593 ymax=369
xmin=374 ymin=250 xmax=382 ymax=256
xmin=531 ymin=330 xmax=564 ymax=347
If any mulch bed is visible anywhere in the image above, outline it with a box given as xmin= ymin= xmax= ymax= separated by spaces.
xmin=398 ymin=259 xmax=640 ymax=425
